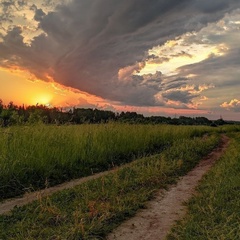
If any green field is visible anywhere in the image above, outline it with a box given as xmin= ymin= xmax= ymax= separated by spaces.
xmin=0 ymin=123 xmax=213 ymax=200
xmin=0 ymin=124 xmax=239 ymax=239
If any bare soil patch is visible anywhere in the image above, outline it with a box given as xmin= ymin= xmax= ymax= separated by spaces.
xmin=107 ymin=135 xmax=229 ymax=240
xmin=0 ymin=169 xmax=116 ymax=215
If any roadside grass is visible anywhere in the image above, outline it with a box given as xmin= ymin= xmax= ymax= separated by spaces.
xmin=0 ymin=134 xmax=220 ymax=239
xmin=167 ymin=133 xmax=240 ymax=240
xmin=0 ymin=124 xmax=213 ymax=200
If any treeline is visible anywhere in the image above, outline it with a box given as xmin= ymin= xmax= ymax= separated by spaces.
xmin=0 ymin=100 xmax=234 ymax=127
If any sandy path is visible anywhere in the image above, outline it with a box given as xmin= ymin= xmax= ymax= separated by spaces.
xmin=107 ymin=135 xmax=229 ymax=240
xmin=0 ymin=169 xmax=117 ymax=215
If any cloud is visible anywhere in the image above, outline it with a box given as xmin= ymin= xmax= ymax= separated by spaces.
xmin=171 ymin=51 xmax=193 ymax=59
xmin=0 ymin=0 xmax=28 ymax=22
xmin=177 ymin=36 xmax=240 ymax=91
xmin=34 ymin=8 xmax=46 ymax=22
xmin=164 ymin=77 xmax=189 ymax=91
xmin=163 ymin=90 xmax=198 ymax=104
xmin=148 ymin=57 xmax=171 ymax=65
xmin=221 ymin=99 xmax=240 ymax=112
xmin=17 ymin=0 xmax=27 ymax=7
xmin=118 ymin=62 xmax=146 ymax=81
xmin=0 ymin=0 xmax=240 ymax=108
xmin=194 ymin=0 xmax=229 ymax=13
xmin=0 ymin=1 xmax=14 ymax=23
xmin=42 ymin=0 xmax=56 ymax=7
xmin=155 ymin=82 xmax=214 ymax=109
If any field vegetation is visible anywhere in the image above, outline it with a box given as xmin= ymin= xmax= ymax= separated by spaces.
xmin=1 ymin=123 xmax=239 ymax=239
xmin=0 ymin=130 xmax=220 ymax=239
xmin=0 ymin=124 xmax=212 ymax=200
xmin=167 ymin=132 xmax=240 ymax=239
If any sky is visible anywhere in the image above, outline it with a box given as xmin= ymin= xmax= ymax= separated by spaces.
xmin=0 ymin=0 xmax=240 ymax=120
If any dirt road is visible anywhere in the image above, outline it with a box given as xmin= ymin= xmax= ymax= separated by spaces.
xmin=0 ymin=169 xmax=116 ymax=215
xmin=107 ymin=135 xmax=229 ymax=240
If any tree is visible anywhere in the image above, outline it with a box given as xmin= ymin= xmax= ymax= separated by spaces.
xmin=0 ymin=109 xmax=11 ymax=127
xmin=0 ymin=99 xmax=3 ymax=113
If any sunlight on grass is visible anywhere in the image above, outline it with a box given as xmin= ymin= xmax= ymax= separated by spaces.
xmin=0 ymin=124 xmax=214 ymax=200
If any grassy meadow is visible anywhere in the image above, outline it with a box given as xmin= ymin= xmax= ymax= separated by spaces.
xmin=0 ymin=128 xmax=220 ymax=239
xmin=0 ymin=123 xmax=239 ymax=239
xmin=0 ymin=123 xmax=213 ymax=200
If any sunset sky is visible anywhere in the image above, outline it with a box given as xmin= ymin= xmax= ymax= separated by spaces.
xmin=0 ymin=0 xmax=240 ymax=120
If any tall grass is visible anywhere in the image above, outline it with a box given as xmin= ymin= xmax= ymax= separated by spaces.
xmin=0 ymin=123 xmax=214 ymax=200
xmin=0 ymin=133 xmax=220 ymax=239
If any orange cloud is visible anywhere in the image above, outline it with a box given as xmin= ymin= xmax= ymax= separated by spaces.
xmin=118 ymin=62 xmax=145 ymax=81
xmin=221 ymin=99 xmax=240 ymax=111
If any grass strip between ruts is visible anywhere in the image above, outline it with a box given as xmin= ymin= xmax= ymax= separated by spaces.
xmin=0 ymin=134 xmax=220 ymax=240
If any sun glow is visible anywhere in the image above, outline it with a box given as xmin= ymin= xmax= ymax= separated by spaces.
xmin=0 ymin=67 xmax=113 ymax=109
xmin=31 ymin=94 xmax=53 ymax=106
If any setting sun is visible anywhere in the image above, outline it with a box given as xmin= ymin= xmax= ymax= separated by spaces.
xmin=31 ymin=94 xmax=53 ymax=106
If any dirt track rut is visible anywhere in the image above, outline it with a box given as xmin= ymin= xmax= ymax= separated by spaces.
xmin=0 ymin=169 xmax=115 ymax=215
xmin=107 ymin=135 xmax=229 ymax=240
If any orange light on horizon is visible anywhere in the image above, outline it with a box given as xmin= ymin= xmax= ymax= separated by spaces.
xmin=0 ymin=67 xmax=211 ymax=117
xmin=0 ymin=67 xmax=111 ymax=109
xmin=30 ymin=93 xmax=53 ymax=106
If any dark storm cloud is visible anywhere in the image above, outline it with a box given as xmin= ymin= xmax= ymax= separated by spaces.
xmin=164 ymin=79 xmax=189 ymax=91
xmin=148 ymin=51 xmax=192 ymax=65
xmin=34 ymin=8 xmax=46 ymax=22
xmin=132 ymin=71 xmax=163 ymax=88
xmin=1 ymin=0 xmax=240 ymax=107
xmin=194 ymin=0 xmax=229 ymax=13
xmin=115 ymin=71 xmax=164 ymax=106
xmin=163 ymin=90 xmax=198 ymax=104
xmin=178 ymin=48 xmax=240 ymax=88
xmin=1 ymin=26 xmax=24 ymax=46
xmin=0 ymin=27 xmax=57 ymax=81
